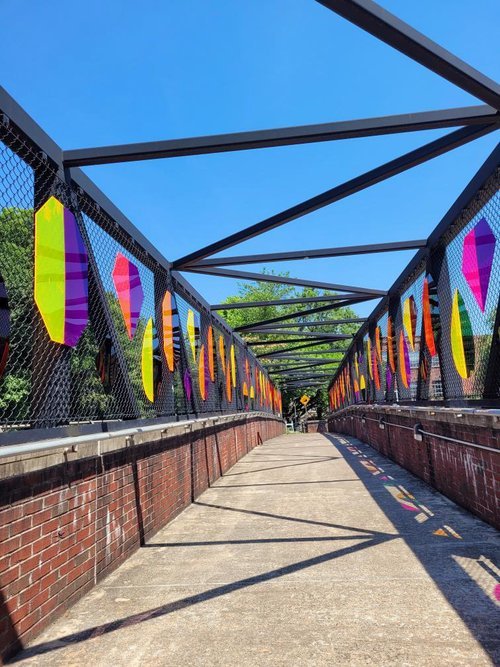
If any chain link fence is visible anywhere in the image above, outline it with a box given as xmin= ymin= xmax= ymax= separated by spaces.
xmin=0 ymin=108 xmax=281 ymax=438
xmin=329 ymin=164 xmax=500 ymax=411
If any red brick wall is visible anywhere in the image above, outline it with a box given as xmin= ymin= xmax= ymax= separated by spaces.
xmin=328 ymin=407 xmax=499 ymax=530
xmin=0 ymin=414 xmax=284 ymax=663
xmin=304 ymin=421 xmax=327 ymax=433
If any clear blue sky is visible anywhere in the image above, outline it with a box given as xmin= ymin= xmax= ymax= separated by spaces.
xmin=2 ymin=0 xmax=499 ymax=317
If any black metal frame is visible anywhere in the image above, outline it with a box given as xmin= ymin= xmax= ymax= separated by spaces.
xmin=1 ymin=0 xmax=499 ymax=403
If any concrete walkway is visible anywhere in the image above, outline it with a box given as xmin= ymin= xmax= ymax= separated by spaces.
xmin=12 ymin=433 xmax=500 ymax=666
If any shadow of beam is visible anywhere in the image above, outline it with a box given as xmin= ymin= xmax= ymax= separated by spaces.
xmin=9 ymin=533 xmax=396 ymax=662
xmin=223 ymin=457 xmax=339 ymax=477
xmin=144 ymin=535 xmax=373 ymax=548
xmin=213 ymin=479 xmax=360 ymax=488
xmin=194 ymin=500 xmax=390 ymax=537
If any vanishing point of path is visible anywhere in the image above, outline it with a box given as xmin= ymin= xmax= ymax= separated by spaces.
xmin=12 ymin=433 xmax=500 ymax=666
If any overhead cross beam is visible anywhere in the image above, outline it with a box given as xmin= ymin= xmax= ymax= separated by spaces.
xmin=235 ymin=295 xmax=376 ymax=330
xmin=173 ymin=123 xmax=497 ymax=268
xmin=183 ymin=265 xmax=384 ymax=296
xmin=244 ymin=329 xmax=353 ymax=338
xmin=213 ymin=293 xmax=372 ymax=310
xmin=244 ymin=318 xmax=366 ymax=330
xmin=261 ymin=353 xmax=348 ymax=362
xmin=187 ymin=240 xmax=427 ymax=268
xmin=269 ymin=361 xmax=339 ymax=373
xmin=315 ymin=0 xmax=500 ymax=109
xmin=62 ymin=105 xmax=498 ymax=168
xmin=247 ymin=335 xmax=349 ymax=346
xmin=256 ymin=342 xmax=350 ymax=356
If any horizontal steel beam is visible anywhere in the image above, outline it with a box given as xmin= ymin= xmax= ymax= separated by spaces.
xmin=173 ymin=123 xmax=497 ymax=268
xmin=183 ymin=265 xmax=385 ymax=296
xmin=245 ymin=330 xmax=353 ymax=338
xmin=257 ymin=341 xmax=350 ymax=356
xmin=62 ymin=105 xmax=498 ymax=168
xmin=235 ymin=296 xmax=377 ymax=330
xmin=264 ymin=355 xmax=346 ymax=362
xmin=272 ymin=369 xmax=337 ymax=376
xmin=245 ymin=318 xmax=366 ymax=330
xmin=188 ymin=240 xmax=427 ymax=268
xmin=249 ymin=336 xmax=348 ymax=346
xmin=269 ymin=362 xmax=339 ymax=373
xmin=316 ymin=0 xmax=500 ymax=109
xmin=213 ymin=293 xmax=370 ymax=310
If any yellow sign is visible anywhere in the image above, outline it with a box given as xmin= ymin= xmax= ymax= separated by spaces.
xmin=300 ymin=395 xmax=310 ymax=406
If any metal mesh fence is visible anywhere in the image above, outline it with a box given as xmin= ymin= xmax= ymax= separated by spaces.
xmin=330 ymin=165 xmax=500 ymax=411
xmin=0 ymin=116 xmax=281 ymax=436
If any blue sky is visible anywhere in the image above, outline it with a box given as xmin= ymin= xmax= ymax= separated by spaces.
xmin=2 ymin=0 xmax=499 ymax=317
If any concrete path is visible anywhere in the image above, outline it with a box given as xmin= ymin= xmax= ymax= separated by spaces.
xmin=12 ymin=433 xmax=500 ymax=666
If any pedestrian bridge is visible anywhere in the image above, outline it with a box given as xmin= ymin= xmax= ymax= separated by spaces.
xmin=9 ymin=432 xmax=499 ymax=666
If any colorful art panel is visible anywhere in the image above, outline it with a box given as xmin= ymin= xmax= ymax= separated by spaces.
xmin=218 ymin=335 xmax=226 ymax=375
xmin=230 ymin=344 xmax=237 ymax=388
xmin=403 ymin=295 xmax=417 ymax=350
xmin=187 ymin=310 xmax=196 ymax=361
xmin=450 ymin=289 xmax=475 ymax=379
xmin=183 ymin=368 xmax=193 ymax=403
xmin=398 ymin=331 xmax=411 ymax=389
xmin=112 ymin=252 xmax=143 ymax=340
xmin=207 ymin=325 xmax=215 ymax=382
xmin=141 ymin=318 xmax=162 ymax=402
xmin=162 ymin=290 xmax=180 ymax=372
xmin=387 ymin=316 xmax=396 ymax=373
xmin=462 ymin=217 xmax=496 ymax=312
xmin=198 ymin=344 xmax=208 ymax=400
xmin=422 ymin=277 xmax=437 ymax=357
xmin=34 ymin=197 xmax=89 ymax=347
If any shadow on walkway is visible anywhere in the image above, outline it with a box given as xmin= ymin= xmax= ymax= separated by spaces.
xmin=323 ymin=433 xmax=500 ymax=664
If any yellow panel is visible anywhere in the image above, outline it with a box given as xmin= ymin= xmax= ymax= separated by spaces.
xmin=230 ymin=344 xmax=236 ymax=387
xmin=34 ymin=197 xmax=65 ymax=344
xmin=142 ymin=317 xmax=154 ymax=402
xmin=450 ymin=290 xmax=467 ymax=378
xmin=187 ymin=309 xmax=196 ymax=361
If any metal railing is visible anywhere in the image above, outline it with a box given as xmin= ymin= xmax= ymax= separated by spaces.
xmin=0 ymin=87 xmax=282 ymax=439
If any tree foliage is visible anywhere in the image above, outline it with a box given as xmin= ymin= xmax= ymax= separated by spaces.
xmin=221 ymin=269 xmax=358 ymax=418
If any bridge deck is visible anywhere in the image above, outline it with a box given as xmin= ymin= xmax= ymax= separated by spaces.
xmin=12 ymin=433 xmax=500 ymax=666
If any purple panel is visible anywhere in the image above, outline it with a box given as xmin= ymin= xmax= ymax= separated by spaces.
xmin=128 ymin=261 xmax=143 ymax=338
xmin=462 ymin=217 xmax=496 ymax=312
xmin=63 ymin=208 xmax=88 ymax=347
xmin=386 ymin=366 xmax=393 ymax=391
xmin=184 ymin=369 xmax=192 ymax=403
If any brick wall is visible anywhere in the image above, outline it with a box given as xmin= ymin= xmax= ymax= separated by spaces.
xmin=0 ymin=413 xmax=284 ymax=663
xmin=304 ymin=420 xmax=327 ymax=433
xmin=328 ymin=406 xmax=499 ymax=530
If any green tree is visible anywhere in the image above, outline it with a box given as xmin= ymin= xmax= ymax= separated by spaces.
xmin=0 ymin=208 xmax=33 ymax=419
xmin=220 ymin=270 xmax=359 ymax=418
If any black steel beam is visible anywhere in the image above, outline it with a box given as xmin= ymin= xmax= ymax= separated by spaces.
xmin=315 ymin=0 xmax=500 ymax=109
xmin=261 ymin=348 xmax=348 ymax=364
xmin=257 ymin=341 xmax=350 ymax=357
xmin=248 ymin=336 xmax=348 ymax=346
xmin=212 ymin=293 xmax=369 ymax=310
xmin=62 ymin=105 xmax=498 ymax=168
xmin=245 ymin=330 xmax=353 ymax=338
xmin=184 ymin=265 xmax=385 ymax=296
xmin=272 ymin=369 xmax=338 ymax=376
xmin=235 ymin=296 xmax=377 ymax=330
xmin=269 ymin=362 xmax=339 ymax=373
xmin=245 ymin=318 xmax=366 ymax=330
xmin=188 ymin=240 xmax=427 ymax=268
xmin=173 ymin=124 xmax=496 ymax=268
